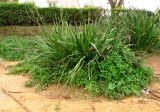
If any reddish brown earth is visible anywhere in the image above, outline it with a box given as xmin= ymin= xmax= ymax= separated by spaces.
xmin=145 ymin=54 xmax=160 ymax=74
xmin=0 ymin=55 xmax=160 ymax=112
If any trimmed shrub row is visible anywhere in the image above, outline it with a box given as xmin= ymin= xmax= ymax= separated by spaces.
xmin=0 ymin=3 xmax=103 ymax=26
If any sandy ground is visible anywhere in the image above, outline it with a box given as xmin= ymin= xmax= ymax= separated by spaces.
xmin=0 ymin=55 xmax=160 ymax=112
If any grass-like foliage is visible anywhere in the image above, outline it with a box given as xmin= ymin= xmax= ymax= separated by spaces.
xmin=15 ymin=22 xmax=152 ymax=99
xmin=121 ymin=9 xmax=160 ymax=52
xmin=0 ymin=36 xmax=35 ymax=60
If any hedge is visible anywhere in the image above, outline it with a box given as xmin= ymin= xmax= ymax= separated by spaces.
xmin=0 ymin=3 xmax=103 ymax=26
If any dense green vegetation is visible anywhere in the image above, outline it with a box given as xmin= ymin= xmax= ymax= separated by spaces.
xmin=120 ymin=9 xmax=160 ymax=52
xmin=0 ymin=36 xmax=35 ymax=60
xmin=0 ymin=3 xmax=102 ymax=26
xmin=1 ymin=8 xmax=159 ymax=99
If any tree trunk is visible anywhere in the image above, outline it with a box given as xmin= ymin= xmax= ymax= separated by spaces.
xmin=108 ymin=0 xmax=124 ymax=16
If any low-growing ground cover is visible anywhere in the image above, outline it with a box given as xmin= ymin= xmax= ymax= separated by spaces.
xmin=0 ymin=36 xmax=35 ymax=60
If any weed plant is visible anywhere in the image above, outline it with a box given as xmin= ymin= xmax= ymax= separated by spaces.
xmin=120 ymin=9 xmax=160 ymax=52
xmin=15 ymin=21 xmax=153 ymax=99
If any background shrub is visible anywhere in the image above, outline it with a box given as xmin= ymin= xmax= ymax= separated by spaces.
xmin=124 ymin=9 xmax=155 ymax=17
xmin=0 ymin=3 xmax=103 ymax=26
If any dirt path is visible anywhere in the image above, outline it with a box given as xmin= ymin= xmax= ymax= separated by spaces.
xmin=0 ymin=56 xmax=160 ymax=112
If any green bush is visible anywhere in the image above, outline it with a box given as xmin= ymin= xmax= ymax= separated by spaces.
xmin=124 ymin=9 xmax=155 ymax=17
xmin=0 ymin=3 xmax=35 ymax=26
xmin=0 ymin=36 xmax=35 ymax=60
xmin=0 ymin=3 xmax=102 ymax=26
xmin=120 ymin=9 xmax=160 ymax=52
xmin=15 ymin=23 xmax=152 ymax=99
xmin=98 ymin=42 xmax=152 ymax=98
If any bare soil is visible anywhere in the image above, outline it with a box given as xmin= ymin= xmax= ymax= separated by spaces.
xmin=0 ymin=55 xmax=160 ymax=112
xmin=0 ymin=26 xmax=39 ymax=36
